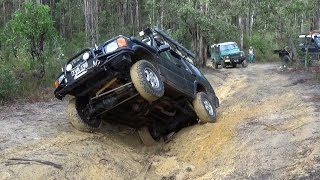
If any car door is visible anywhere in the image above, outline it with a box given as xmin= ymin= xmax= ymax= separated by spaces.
xmin=158 ymin=50 xmax=187 ymax=92
xmin=179 ymin=58 xmax=196 ymax=96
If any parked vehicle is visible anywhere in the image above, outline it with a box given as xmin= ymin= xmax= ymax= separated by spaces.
xmin=54 ymin=27 xmax=220 ymax=145
xmin=298 ymin=31 xmax=320 ymax=61
xmin=274 ymin=31 xmax=320 ymax=68
xmin=210 ymin=42 xmax=246 ymax=69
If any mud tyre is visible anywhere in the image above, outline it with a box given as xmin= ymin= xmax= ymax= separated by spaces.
xmin=232 ymin=63 xmax=237 ymax=68
xmin=214 ymin=62 xmax=219 ymax=69
xmin=193 ymin=92 xmax=217 ymax=124
xmin=66 ymin=98 xmax=101 ymax=132
xmin=130 ymin=60 xmax=164 ymax=102
xmin=222 ymin=61 xmax=226 ymax=68
xmin=242 ymin=60 xmax=247 ymax=68
xmin=138 ymin=126 xmax=158 ymax=146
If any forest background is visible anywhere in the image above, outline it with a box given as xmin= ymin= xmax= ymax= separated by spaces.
xmin=0 ymin=0 xmax=319 ymax=100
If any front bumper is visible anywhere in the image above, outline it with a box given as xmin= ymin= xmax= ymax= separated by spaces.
xmin=223 ymin=56 xmax=245 ymax=64
xmin=54 ymin=49 xmax=134 ymax=100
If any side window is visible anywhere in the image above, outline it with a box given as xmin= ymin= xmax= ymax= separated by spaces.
xmin=160 ymin=51 xmax=173 ymax=62
xmin=215 ymin=47 xmax=219 ymax=53
xmin=160 ymin=50 xmax=181 ymax=64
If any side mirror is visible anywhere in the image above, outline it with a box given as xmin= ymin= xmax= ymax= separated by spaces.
xmin=158 ymin=44 xmax=170 ymax=53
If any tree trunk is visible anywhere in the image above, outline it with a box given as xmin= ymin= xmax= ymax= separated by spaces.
xmin=135 ymin=0 xmax=140 ymax=31
xmin=314 ymin=6 xmax=320 ymax=30
xmin=250 ymin=10 xmax=254 ymax=40
xmin=198 ymin=29 xmax=203 ymax=66
xmin=83 ymin=0 xmax=99 ymax=45
xmin=129 ymin=0 xmax=134 ymax=35
xmin=152 ymin=0 xmax=155 ymax=25
xmin=160 ymin=0 xmax=164 ymax=29
xmin=2 ymin=2 xmax=5 ymax=25
xmin=239 ymin=16 xmax=244 ymax=50
xmin=94 ymin=0 xmax=99 ymax=43
xmin=301 ymin=16 xmax=304 ymax=33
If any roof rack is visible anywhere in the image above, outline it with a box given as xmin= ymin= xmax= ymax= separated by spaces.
xmin=154 ymin=27 xmax=195 ymax=59
xmin=299 ymin=34 xmax=319 ymax=39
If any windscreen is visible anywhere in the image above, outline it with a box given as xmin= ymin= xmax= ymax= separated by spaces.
xmin=220 ymin=44 xmax=237 ymax=51
xmin=315 ymin=37 xmax=320 ymax=46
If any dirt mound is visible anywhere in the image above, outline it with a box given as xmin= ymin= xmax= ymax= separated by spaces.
xmin=1 ymin=63 xmax=320 ymax=179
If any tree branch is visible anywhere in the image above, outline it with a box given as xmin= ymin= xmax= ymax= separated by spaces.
xmin=6 ymin=158 xmax=63 ymax=170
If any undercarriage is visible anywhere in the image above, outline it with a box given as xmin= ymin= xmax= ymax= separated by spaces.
xmin=75 ymin=79 xmax=198 ymax=140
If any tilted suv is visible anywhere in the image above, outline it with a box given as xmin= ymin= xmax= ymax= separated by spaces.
xmin=211 ymin=42 xmax=246 ymax=69
xmin=54 ymin=27 xmax=219 ymax=145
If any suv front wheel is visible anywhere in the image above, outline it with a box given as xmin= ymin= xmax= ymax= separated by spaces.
xmin=214 ymin=62 xmax=219 ymax=69
xmin=130 ymin=60 xmax=164 ymax=102
xmin=241 ymin=60 xmax=247 ymax=68
xmin=66 ymin=98 xmax=101 ymax=132
xmin=193 ymin=92 xmax=217 ymax=123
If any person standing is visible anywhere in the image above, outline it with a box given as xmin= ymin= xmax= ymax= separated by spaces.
xmin=248 ymin=46 xmax=255 ymax=63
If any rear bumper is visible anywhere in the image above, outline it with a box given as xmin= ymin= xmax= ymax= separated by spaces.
xmin=224 ymin=57 xmax=245 ymax=64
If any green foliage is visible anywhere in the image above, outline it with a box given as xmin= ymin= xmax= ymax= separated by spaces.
xmin=0 ymin=0 xmax=319 ymax=100
xmin=244 ymin=33 xmax=277 ymax=62
xmin=0 ymin=2 xmax=61 ymax=100
xmin=0 ymin=65 xmax=20 ymax=100
xmin=5 ymin=2 xmax=58 ymax=76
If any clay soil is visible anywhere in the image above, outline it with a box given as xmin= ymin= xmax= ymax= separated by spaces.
xmin=1 ymin=63 xmax=320 ymax=179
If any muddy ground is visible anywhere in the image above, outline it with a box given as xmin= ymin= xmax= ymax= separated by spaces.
xmin=0 ymin=63 xmax=320 ymax=180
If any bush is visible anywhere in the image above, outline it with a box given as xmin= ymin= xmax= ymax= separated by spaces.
xmin=0 ymin=65 xmax=20 ymax=100
xmin=0 ymin=2 xmax=63 ymax=101
xmin=245 ymin=33 xmax=282 ymax=62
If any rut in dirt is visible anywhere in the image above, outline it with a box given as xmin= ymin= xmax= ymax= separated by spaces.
xmin=0 ymin=63 xmax=320 ymax=180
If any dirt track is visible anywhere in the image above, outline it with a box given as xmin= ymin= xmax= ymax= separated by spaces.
xmin=1 ymin=63 xmax=320 ymax=179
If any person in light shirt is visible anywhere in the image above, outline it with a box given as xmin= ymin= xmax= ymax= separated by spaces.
xmin=248 ymin=46 xmax=254 ymax=63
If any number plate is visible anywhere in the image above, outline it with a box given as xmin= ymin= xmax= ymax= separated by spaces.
xmin=71 ymin=61 xmax=88 ymax=79
xmin=224 ymin=59 xmax=230 ymax=63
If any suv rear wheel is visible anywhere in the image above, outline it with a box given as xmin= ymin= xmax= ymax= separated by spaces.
xmin=138 ymin=126 xmax=159 ymax=146
xmin=130 ymin=60 xmax=164 ymax=102
xmin=193 ymin=92 xmax=217 ymax=123
xmin=66 ymin=98 xmax=101 ymax=132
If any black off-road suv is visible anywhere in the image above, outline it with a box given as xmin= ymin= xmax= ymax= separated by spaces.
xmin=54 ymin=27 xmax=219 ymax=145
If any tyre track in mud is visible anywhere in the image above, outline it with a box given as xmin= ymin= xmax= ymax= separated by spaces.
xmin=0 ymin=63 xmax=319 ymax=179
